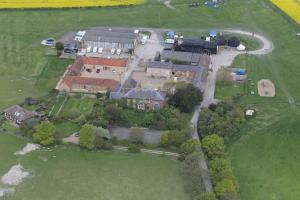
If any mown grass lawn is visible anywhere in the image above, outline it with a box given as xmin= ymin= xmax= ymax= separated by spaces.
xmin=0 ymin=134 xmax=189 ymax=200
xmin=60 ymin=97 xmax=96 ymax=117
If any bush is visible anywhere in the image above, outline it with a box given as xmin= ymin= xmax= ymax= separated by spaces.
xmin=214 ymin=179 xmax=238 ymax=199
xmin=128 ymin=144 xmax=141 ymax=153
xmin=79 ymin=124 xmax=96 ymax=150
xmin=202 ymin=134 xmax=225 ymax=159
xmin=198 ymin=100 xmax=245 ymax=138
xmin=94 ymin=134 xmax=113 ymax=150
xmin=129 ymin=127 xmax=144 ymax=144
xmin=33 ymin=122 xmax=56 ymax=146
xmin=179 ymin=139 xmax=200 ymax=160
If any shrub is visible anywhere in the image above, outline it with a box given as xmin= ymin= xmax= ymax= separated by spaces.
xmin=94 ymin=134 xmax=113 ymax=150
xmin=128 ymin=144 xmax=141 ymax=153
xmin=79 ymin=124 xmax=96 ymax=150
xmin=202 ymin=134 xmax=225 ymax=159
xmin=214 ymin=179 xmax=238 ymax=199
xmin=33 ymin=122 xmax=56 ymax=146
xmin=209 ymin=158 xmax=231 ymax=178
xmin=160 ymin=131 xmax=170 ymax=147
xmin=129 ymin=127 xmax=144 ymax=144
xmin=179 ymin=139 xmax=200 ymax=160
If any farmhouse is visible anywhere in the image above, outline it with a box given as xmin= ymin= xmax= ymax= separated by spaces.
xmin=123 ymin=88 xmax=166 ymax=110
xmin=57 ymin=57 xmax=128 ymax=94
xmin=4 ymin=105 xmax=38 ymax=125
xmin=81 ymin=27 xmax=139 ymax=52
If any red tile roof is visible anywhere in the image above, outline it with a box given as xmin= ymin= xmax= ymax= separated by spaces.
xmin=64 ymin=76 xmax=120 ymax=90
xmin=81 ymin=57 xmax=128 ymax=67
xmin=68 ymin=57 xmax=128 ymax=76
xmin=69 ymin=58 xmax=84 ymax=76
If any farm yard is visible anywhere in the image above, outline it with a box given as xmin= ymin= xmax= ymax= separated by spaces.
xmin=0 ymin=0 xmax=144 ymax=9
xmin=0 ymin=0 xmax=300 ymax=199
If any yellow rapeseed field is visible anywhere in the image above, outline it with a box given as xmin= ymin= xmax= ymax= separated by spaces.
xmin=0 ymin=0 xmax=144 ymax=9
xmin=271 ymin=0 xmax=300 ymax=24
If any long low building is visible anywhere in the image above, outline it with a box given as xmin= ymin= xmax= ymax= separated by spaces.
xmin=60 ymin=76 xmax=120 ymax=94
xmin=160 ymin=50 xmax=211 ymax=67
xmin=146 ymin=61 xmax=207 ymax=87
xmin=147 ymin=61 xmax=204 ymax=79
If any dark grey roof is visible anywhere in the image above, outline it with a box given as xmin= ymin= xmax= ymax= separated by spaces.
xmin=82 ymin=29 xmax=138 ymax=44
xmin=148 ymin=61 xmax=204 ymax=72
xmin=148 ymin=61 xmax=173 ymax=69
xmin=161 ymin=50 xmax=204 ymax=63
xmin=4 ymin=105 xmax=38 ymax=122
xmin=123 ymin=88 xmax=166 ymax=101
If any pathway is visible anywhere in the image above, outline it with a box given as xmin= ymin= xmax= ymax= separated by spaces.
xmin=190 ymin=29 xmax=275 ymax=192
xmin=63 ymin=134 xmax=178 ymax=157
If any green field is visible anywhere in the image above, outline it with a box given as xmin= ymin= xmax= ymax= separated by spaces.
xmin=0 ymin=134 xmax=189 ymax=200
xmin=0 ymin=0 xmax=300 ymax=199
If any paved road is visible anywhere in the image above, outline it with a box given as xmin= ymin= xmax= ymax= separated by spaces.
xmin=190 ymin=29 xmax=274 ymax=192
xmin=121 ymin=30 xmax=163 ymax=85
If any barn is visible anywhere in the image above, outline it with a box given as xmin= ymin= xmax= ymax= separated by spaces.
xmin=174 ymin=38 xmax=218 ymax=54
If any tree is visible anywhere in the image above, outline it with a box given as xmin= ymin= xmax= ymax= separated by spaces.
xmin=168 ymin=84 xmax=203 ymax=113
xmin=209 ymin=158 xmax=231 ymax=178
xmin=179 ymin=139 xmax=200 ymax=159
xmin=196 ymin=192 xmax=217 ymax=200
xmin=214 ymin=179 xmax=237 ymax=199
xmin=104 ymin=103 xmax=122 ymax=122
xmin=202 ymin=134 xmax=225 ymax=159
xmin=55 ymin=42 xmax=64 ymax=51
xmin=79 ymin=124 xmax=96 ymax=150
xmin=129 ymin=127 xmax=144 ymax=144
xmin=33 ymin=122 xmax=56 ymax=146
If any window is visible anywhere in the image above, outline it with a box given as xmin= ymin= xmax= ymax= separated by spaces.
xmin=137 ymin=102 xmax=145 ymax=110
xmin=154 ymin=102 xmax=160 ymax=110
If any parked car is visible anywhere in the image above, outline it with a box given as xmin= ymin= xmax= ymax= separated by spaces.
xmin=93 ymin=47 xmax=98 ymax=53
xmin=96 ymin=69 xmax=100 ymax=73
xmin=74 ymin=132 xmax=80 ymax=137
xmin=98 ymin=47 xmax=103 ymax=54
xmin=141 ymin=35 xmax=148 ymax=45
xmin=117 ymin=49 xmax=121 ymax=55
xmin=41 ymin=38 xmax=55 ymax=46
xmin=111 ymin=48 xmax=116 ymax=55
